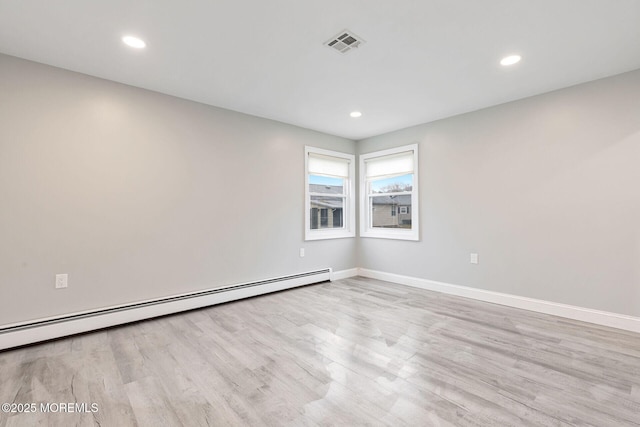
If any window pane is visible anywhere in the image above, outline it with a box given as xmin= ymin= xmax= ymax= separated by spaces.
xmin=320 ymin=209 xmax=328 ymax=227
xmin=370 ymin=195 xmax=412 ymax=229
xmin=310 ymin=196 xmax=344 ymax=229
xmin=309 ymin=175 xmax=344 ymax=195
xmin=369 ymin=174 xmax=413 ymax=194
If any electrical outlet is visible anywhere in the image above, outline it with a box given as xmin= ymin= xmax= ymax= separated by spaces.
xmin=55 ymin=273 xmax=68 ymax=289
xmin=299 ymin=248 xmax=305 ymax=257
xmin=470 ymin=253 xmax=479 ymax=264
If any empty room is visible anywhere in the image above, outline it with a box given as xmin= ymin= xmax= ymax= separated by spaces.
xmin=1 ymin=1 xmax=639 ymax=426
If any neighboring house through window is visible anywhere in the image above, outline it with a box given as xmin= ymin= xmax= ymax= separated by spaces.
xmin=305 ymin=147 xmax=355 ymax=240
xmin=360 ymin=144 xmax=419 ymax=240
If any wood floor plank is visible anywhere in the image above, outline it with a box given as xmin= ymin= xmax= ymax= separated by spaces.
xmin=1 ymin=276 xmax=639 ymax=426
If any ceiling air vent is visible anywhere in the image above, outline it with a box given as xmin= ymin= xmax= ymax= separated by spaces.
xmin=324 ymin=30 xmax=365 ymax=54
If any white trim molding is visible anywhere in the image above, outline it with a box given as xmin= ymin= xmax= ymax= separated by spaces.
xmin=330 ymin=268 xmax=359 ymax=281
xmin=358 ymin=268 xmax=640 ymax=334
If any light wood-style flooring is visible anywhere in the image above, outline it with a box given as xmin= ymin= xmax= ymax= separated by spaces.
xmin=1 ymin=276 xmax=639 ymax=426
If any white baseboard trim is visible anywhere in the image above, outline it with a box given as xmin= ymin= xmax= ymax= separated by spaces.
xmin=331 ymin=268 xmax=359 ymax=281
xmin=0 ymin=269 xmax=331 ymax=351
xmin=358 ymin=268 xmax=640 ymax=334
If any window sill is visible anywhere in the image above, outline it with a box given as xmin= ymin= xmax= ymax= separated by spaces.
xmin=305 ymin=230 xmax=355 ymax=241
xmin=360 ymin=229 xmax=419 ymax=241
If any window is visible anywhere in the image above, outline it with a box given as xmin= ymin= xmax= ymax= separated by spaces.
xmin=360 ymin=144 xmax=419 ymax=240
xmin=305 ymin=147 xmax=355 ymax=240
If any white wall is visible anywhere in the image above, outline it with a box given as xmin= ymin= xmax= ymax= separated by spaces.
xmin=2 ymin=52 xmax=638 ymax=328
xmin=357 ymin=69 xmax=640 ymax=317
xmin=0 ymin=54 xmax=356 ymax=326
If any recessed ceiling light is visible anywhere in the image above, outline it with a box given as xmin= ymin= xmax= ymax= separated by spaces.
xmin=500 ymin=55 xmax=521 ymax=66
xmin=122 ymin=36 xmax=146 ymax=49
xmin=350 ymin=111 xmax=362 ymax=118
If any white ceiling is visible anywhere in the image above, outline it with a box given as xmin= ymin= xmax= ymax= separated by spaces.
xmin=1 ymin=1 xmax=639 ymax=140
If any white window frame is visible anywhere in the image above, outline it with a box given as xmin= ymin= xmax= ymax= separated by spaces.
xmin=305 ymin=146 xmax=356 ymax=241
xmin=359 ymin=144 xmax=419 ymax=241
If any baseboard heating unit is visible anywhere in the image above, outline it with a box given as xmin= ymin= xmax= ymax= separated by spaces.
xmin=0 ymin=268 xmax=331 ymax=351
